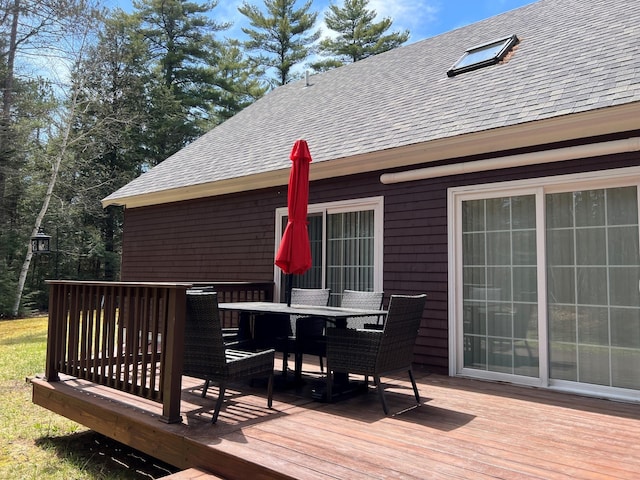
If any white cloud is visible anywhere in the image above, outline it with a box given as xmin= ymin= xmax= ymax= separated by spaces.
xmin=216 ymin=0 xmax=244 ymax=23
xmin=367 ymin=0 xmax=440 ymax=41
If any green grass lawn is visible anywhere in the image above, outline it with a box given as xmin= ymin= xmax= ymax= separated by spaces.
xmin=0 ymin=317 xmax=179 ymax=479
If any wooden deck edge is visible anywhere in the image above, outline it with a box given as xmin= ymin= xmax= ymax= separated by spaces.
xmin=159 ymin=467 xmax=225 ymax=479
xmin=30 ymin=378 xmax=297 ymax=480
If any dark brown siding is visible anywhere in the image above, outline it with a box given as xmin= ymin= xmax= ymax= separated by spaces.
xmin=122 ymin=187 xmax=286 ymax=283
xmin=121 ymin=137 xmax=640 ymax=372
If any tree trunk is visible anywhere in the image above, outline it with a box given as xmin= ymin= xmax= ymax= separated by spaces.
xmin=0 ymin=0 xmax=20 ymax=227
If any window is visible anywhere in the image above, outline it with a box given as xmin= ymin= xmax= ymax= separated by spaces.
xmin=275 ymin=197 xmax=384 ymax=306
xmin=447 ymin=34 xmax=518 ymax=77
xmin=450 ymin=167 xmax=640 ymax=401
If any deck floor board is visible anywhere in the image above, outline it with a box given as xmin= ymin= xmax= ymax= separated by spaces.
xmin=31 ymin=357 xmax=640 ymax=480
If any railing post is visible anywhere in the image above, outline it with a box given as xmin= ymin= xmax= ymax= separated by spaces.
xmin=44 ymin=282 xmax=63 ymax=381
xmin=160 ymin=286 xmax=187 ymax=423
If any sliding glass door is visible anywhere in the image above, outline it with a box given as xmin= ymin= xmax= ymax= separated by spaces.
xmin=452 ymin=171 xmax=640 ymax=398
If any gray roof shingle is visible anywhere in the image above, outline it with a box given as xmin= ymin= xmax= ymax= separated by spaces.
xmin=104 ymin=0 xmax=640 ymax=205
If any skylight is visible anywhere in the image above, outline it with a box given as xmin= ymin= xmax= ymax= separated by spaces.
xmin=447 ymin=34 xmax=519 ymax=77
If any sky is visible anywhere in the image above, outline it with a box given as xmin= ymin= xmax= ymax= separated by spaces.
xmin=106 ymin=0 xmax=539 ymax=45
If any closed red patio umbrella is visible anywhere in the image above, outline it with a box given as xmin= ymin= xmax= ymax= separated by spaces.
xmin=275 ymin=139 xmax=313 ymax=305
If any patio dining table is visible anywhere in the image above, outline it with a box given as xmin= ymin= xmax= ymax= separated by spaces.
xmin=218 ymin=302 xmax=386 ymax=327
xmin=218 ymin=301 xmax=387 ymax=400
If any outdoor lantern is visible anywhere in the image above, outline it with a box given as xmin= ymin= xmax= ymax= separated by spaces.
xmin=31 ymin=229 xmax=51 ymax=254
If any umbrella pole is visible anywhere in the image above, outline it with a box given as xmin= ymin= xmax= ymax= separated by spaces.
xmin=286 ymin=274 xmax=293 ymax=306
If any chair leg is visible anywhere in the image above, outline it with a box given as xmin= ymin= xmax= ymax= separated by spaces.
xmin=212 ymin=384 xmax=226 ymax=423
xmin=374 ymin=374 xmax=389 ymax=415
xmin=281 ymin=351 xmax=289 ymax=377
xmin=318 ymin=355 xmax=324 ymax=372
xmin=267 ymin=372 xmax=274 ymax=408
xmin=408 ymin=367 xmax=420 ymax=405
xmin=201 ymin=379 xmax=210 ymax=398
xmin=294 ymin=352 xmax=303 ymax=381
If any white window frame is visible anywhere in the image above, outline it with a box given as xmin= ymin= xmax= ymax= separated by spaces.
xmin=274 ymin=196 xmax=384 ymax=301
xmin=448 ymin=166 xmax=640 ymax=402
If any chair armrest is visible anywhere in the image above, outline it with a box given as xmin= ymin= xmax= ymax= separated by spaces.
xmin=225 ymin=348 xmax=275 ymax=376
xmin=224 ymin=337 xmax=257 ymax=349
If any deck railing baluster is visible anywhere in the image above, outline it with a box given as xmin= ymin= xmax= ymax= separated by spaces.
xmin=139 ymin=287 xmax=150 ymax=396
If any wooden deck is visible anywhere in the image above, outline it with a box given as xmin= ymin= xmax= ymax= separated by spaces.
xmin=31 ymin=356 xmax=640 ymax=480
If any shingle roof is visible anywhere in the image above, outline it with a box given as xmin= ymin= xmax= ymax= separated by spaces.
xmin=103 ymin=0 xmax=640 ymax=206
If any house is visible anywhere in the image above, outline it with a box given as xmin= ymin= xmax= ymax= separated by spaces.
xmin=102 ymin=0 xmax=640 ymax=402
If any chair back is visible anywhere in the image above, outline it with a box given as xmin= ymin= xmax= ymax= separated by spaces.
xmin=288 ymin=288 xmax=331 ymax=335
xmin=376 ymin=294 xmax=427 ymax=372
xmin=290 ymin=288 xmax=330 ymax=306
xmin=341 ymin=289 xmax=384 ymax=309
xmin=341 ymin=289 xmax=384 ymax=328
xmin=184 ymin=291 xmax=227 ymax=378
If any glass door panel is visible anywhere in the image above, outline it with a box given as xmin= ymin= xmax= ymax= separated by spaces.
xmin=546 ymin=186 xmax=640 ymax=389
xmin=326 ymin=210 xmax=375 ymax=306
xmin=462 ymin=195 xmax=539 ymax=377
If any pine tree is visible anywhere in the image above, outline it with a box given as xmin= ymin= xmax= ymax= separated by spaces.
xmin=312 ymin=0 xmax=410 ymax=72
xmin=205 ymin=39 xmax=268 ymax=123
xmin=132 ymin=0 xmax=231 ymax=162
xmin=239 ymin=0 xmax=320 ymax=86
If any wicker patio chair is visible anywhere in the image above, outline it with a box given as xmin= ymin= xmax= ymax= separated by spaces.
xmin=281 ymin=288 xmax=330 ymax=375
xmin=293 ymin=289 xmax=384 ymax=376
xmin=240 ymin=288 xmax=329 ymax=375
xmin=325 ymin=293 xmax=427 ymax=414
xmin=293 ymin=315 xmax=327 ymax=376
xmin=183 ymin=291 xmax=275 ymax=423
xmin=188 ymin=286 xmax=239 ymax=343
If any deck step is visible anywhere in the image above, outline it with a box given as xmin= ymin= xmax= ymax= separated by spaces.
xmin=159 ymin=468 xmax=225 ymax=479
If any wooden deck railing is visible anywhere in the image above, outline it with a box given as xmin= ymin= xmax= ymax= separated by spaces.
xmin=44 ymin=280 xmax=274 ymax=424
